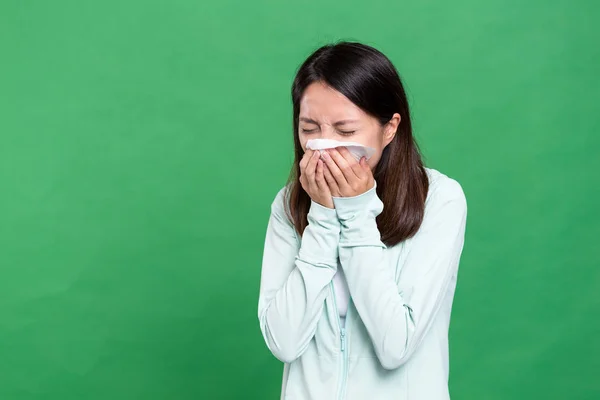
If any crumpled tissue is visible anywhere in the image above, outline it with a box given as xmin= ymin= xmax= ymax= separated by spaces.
xmin=305 ymin=139 xmax=376 ymax=161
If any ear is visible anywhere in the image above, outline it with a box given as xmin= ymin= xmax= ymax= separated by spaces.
xmin=383 ymin=113 xmax=401 ymax=146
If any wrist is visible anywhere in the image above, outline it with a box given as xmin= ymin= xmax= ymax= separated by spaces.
xmin=308 ymin=199 xmax=339 ymax=222
xmin=333 ymin=181 xmax=382 ymax=221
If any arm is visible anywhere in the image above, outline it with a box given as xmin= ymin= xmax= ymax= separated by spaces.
xmin=258 ymin=188 xmax=340 ymax=363
xmin=334 ymin=179 xmax=467 ymax=370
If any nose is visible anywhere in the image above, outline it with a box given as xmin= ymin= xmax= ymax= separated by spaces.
xmin=318 ymin=125 xmax=336 ymax=140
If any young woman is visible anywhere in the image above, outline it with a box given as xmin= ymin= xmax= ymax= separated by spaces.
xmin=258 ymin=41 xmax=467 ymax=400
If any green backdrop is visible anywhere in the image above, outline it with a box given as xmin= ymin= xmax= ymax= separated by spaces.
xmin=1 ymin=0 xmax=599 ymax=399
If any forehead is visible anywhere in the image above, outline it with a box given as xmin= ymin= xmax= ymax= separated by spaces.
xmin=299 ymin=81 xmax=364 ymax=120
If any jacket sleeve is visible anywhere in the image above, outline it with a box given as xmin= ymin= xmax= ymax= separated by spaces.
xmin=258 ymin=188 xmax=341 ymax=363
xmin=334 ymin=179 xmax=467 ymax=370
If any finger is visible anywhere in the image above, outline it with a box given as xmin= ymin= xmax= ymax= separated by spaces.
xmin=360 ymin=156 xmax=372 ymax=174
xmin=328 ymin=148 xmax=361 ymax=182
xmin=305 ymin=151 xmax=320 ymax=193
xmin=360 ymin=157 xmax=375 ymax=187
xmin=323 ymin=162 xmax=340 ymax=196
xmin=299 ymin=173 xmax=307 ymax=191
xmin=299 ymin=149 xmax=313 ymax=171
xmin=300 ymin=150 xmax=316 ymax=183
xmin=337 ymin=147 xmax=366 ymax=179
xmin=305 ymin=150 xmax=320 ymax=179
xmin=316 ymin=160 xmax=331 ymax=193
xmin=321 ymin=150 xmax=350 ymax=190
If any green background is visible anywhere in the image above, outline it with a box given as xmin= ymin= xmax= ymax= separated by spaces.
xmin=1 ymin=0 xmax=599 ymax=399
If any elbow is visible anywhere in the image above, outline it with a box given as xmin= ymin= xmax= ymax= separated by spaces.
xmin=265 ymin=335 xmax=302 ymax=364
xmin=377 ymin=325 xmax=416 ymax=370
xmin=259 ymin=318 xmax=302 ymax=364
xmin=378 ymin=352 xmax=411 ymax=370
xmin=271 ymin=346 xmax=301 ymax=364
xmin=377 ymin=305 xmax=418 ymax=370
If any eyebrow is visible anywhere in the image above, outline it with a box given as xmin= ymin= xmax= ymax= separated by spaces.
xmin=299 ymin=117 xmax=359 ymax=126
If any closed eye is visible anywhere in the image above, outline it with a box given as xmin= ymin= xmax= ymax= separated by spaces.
xmin=300 ymin=128 xmax=356 ymax=135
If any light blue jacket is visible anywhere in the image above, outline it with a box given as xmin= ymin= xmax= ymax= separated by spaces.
xmin=258 ymin=168 xmax=467 ymax=399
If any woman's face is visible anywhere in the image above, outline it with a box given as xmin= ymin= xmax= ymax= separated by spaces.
xmin=298 ymin=81 xmax=400 ymax=169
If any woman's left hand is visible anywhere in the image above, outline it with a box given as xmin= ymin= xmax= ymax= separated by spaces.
xmin=321 ymin=147 xmax=375 ymax=197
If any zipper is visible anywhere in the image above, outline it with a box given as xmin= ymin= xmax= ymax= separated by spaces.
xmin=340 ymin=301 xmax=351 ymax=400
xmin=330 ymin=282 xmax=350 ymax=400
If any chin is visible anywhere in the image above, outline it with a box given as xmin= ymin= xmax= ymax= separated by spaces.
xmin=367 ymin=157 xmax=379 ymax=170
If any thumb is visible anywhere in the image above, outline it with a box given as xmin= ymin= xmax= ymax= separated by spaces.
xmin=360 ymin=157 xmax=370 ymax=171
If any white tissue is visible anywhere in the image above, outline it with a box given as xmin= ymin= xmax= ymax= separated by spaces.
xmin=305 ymin=139 xmax=376 ymax=161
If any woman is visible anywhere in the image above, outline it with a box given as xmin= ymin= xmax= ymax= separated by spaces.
xmin=257 ymin=41 xmax=467 ymax=400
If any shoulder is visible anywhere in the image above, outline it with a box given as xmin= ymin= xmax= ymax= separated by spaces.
xmin=424 ymin=167 xmax=467 ymax=213
xmin=271 ymin=184 xmax=290 ymax=208
xmin=270 ymin=183 xmax=294 ymax=222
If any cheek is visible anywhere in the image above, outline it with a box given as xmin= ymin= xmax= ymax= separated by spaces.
xmin=299 ymin=136 xmax=308 ymax=152
xmin=364 ymin=126 xmax=388 ymax=169
xmin=366 ymin=146 xmax=384 ymax=170
xmin=367 ymin=155 xmax=379 ymax=170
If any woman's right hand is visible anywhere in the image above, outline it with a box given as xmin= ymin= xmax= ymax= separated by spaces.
xmin=299 ymin=150 xmax=334 ymax=209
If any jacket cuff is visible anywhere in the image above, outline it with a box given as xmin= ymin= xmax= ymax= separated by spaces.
xmin=332 ymin=182 xmax=385 ymax=246
xmin=307 ymin=200 xmax=340 ymax=227
xmin=332 ymin=182 xmax=383 ymax=221
xmin=298 ymin=200 xmax=341 ymax=266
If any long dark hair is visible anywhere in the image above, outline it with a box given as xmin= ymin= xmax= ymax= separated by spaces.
xmin=285 ymin=41 xmax=429 ymax=247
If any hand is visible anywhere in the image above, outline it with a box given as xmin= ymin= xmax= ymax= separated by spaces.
xmin=321 ymin=147 xmax=375 ymax=197
xmin=299 ymin=149 xmax=334 ymax=209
